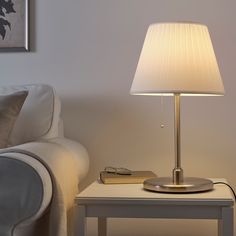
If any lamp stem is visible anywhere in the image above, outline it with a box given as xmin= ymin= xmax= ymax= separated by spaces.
xmin=172 ymin=94 xmax=184 ymax=184
xmin=143 ymin=93 xmax=214 ymax=192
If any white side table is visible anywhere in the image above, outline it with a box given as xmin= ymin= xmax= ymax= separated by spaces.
xmin=74 ymin=179 xmax=234 ymax=236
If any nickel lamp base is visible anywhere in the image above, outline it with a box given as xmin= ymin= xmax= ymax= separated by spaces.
xmin=144 ymin=177 xmax=213 ymax=193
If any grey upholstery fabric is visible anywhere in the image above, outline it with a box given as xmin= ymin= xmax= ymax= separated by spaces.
xmin=0 ymin=157 xmax=43 ymax=236
xmin=0 ymin=91 xmax=28 ymax=148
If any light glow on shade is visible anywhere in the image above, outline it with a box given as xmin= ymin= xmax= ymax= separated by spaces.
xmin=130 ymin=23 xmax=224 ymax=96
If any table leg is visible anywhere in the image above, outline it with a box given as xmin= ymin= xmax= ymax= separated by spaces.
xmin=218 ymin=207 xmax=234 ymax=236
xmin=98 ymin=217 xmax=107 ymax=236
xmin=74 ymin=205 xmax=87 ymax=236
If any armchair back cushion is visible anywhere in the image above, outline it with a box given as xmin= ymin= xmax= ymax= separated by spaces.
xmin=0 ymin=91 xmax=28 ymax=148
xmin=0 ymin=84 xmax=61 ymax=146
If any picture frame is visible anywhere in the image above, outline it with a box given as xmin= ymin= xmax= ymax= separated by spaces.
xmin=0 ymin=0 xmax=29 ymax=52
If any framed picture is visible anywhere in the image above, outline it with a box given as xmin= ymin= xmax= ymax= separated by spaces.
xmin=0 ymin=0 xmax=29 ymax=51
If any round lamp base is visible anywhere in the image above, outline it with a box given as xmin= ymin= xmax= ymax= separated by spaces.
xmin=144 ymin=177 xmax=213 ymax=193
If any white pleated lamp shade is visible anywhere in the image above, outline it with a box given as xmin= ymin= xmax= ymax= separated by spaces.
xmin=131 ymin=23 xmax=224 ymax=96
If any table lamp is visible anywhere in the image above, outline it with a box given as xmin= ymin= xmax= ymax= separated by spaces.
xmin=130 ymin=23 xmax=224 ymax=193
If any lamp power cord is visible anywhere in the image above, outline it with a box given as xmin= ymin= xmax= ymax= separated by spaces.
xmin=213 ymin=182 xmax=236 ymax=201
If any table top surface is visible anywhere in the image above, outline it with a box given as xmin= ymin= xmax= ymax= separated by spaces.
xmin=76 ymin=179 xmax=235 ymax=206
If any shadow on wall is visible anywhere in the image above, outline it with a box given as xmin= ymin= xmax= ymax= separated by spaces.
xmin=61 ymin=95 xmax=173 ymax=189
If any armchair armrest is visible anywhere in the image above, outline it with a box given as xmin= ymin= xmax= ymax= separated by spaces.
xmin=45 ymin=137 xmax=89 ymax=182
xmin=6 ymin=137 xmax=89 ymax=182
xmin=0 ymin=153 xmax=50 ymax=236
xmin=0 ymin=138 xmax=89 ymax=236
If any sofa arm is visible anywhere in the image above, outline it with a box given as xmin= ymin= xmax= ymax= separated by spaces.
xmin=0 ymin=138 xmax=89 ymax=236
xmin=0 ymin=154 xmax=49 ymax=236
xmin=45 ymin=137 xmax=89 ymax=182
xmin=5 ymin=137 xmax=89 ymax=182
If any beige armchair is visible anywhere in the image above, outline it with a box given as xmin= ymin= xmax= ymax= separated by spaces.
xmin=0 ymin=84 xmax=89 ymax=236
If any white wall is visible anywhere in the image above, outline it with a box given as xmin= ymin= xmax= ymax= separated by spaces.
xmin=1 ymin=0 xmax=236 ymax=235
